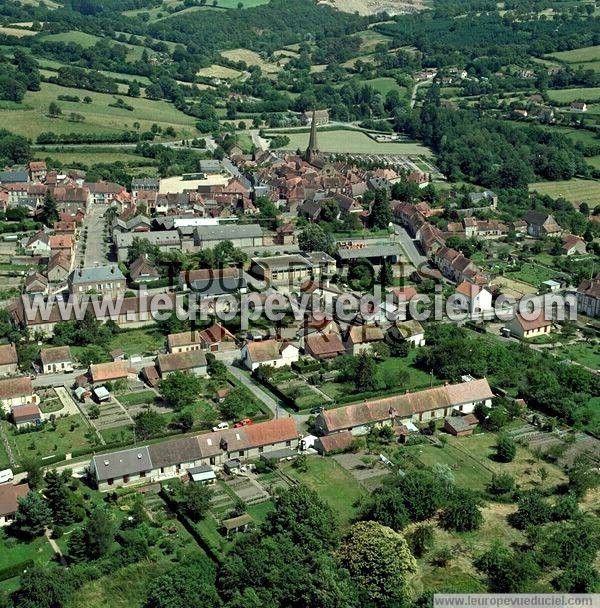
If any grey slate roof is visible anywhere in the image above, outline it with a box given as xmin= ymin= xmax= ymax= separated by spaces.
xmin=0 ymin=170 xmax=28 ymax=184
xmin=195 ymin=224 xmax=262 ymax=242
xmin=93 ymin=446 xmax=152 ymax=482
xmin=190 ymin=276 xmax=247 ymax=296
xmin=69 ymin=265 xmax=126 ymax=284
xmin=115 ymin=231 xmax=181 ymax=248
xmin=336 ymin=245 xmax=399 ymax=260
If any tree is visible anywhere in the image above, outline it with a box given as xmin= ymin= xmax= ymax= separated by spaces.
xmin=440 ymin=489 xmax=483 ymax=532
xmin=320 ymin=199 xmax=340 ymax=223
xmin=158 ymin=371 xmax=203 ymax=411
xmin=13 ymin=491 xmax=52 ymax=538
xmin=219 ymin=388 xmax=245 ymax=420
xmin=176 ymin=411 xmax=194 ymax=432
xmin=337 ymin=521 xmax=416 ymax=608
xmin=181 ymin=482 xmax=212 ymax=522
xmin=487 ymin=472 xmax=516 ymax=497
xmin=377 ymin=258 xmax=394 ymax=287
xmin=396 ymin=470 xmax=445 ymax=522
xmin=134 ymin=410 xmax=165 ymax=439
xmin=128 ymin=81 xmax=141 ymax=97
xmin=83 ymin=507 xmax=116 ymax=559
xmin=145 ymin=555 xmax=219 ymax=608
xmin=407 ymin=524 xmax=434 ymax=558
xmin=44 ymin=470 xmax=78 ymax=526
xmin=358 ymin=486 xmax=410 ymax=531
xmin=509 ymin=491 xmax=552 ymax=529
xmin=22 ymin=456 xmax=43 ymax=489
xmin=47 ymin=102 xmax=61 ymax=117
xmin=265 ymin=485 xmax=340 ymax=552
xmin=475 ymin=542 xmax=541 ymax=592
xmin=13 ymin=564 xmax=73 ymax=608
xmin=369 ymin=190 xmax=392 ymax=229
xmin=567 ymin=454 xmax=599 ymax=498
xmin=495 ymin=433 xmax=516 ymax=462
xmin=354 ymin=351 xmax=378 ymax=393
xmin=298 ymin=224 xmax=336 ymax=255
xmin=40 ymin=190 xmax=58 ymax=226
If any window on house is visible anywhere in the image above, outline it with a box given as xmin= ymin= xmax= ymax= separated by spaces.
xmin=107 ymin=478 xmax=114 ymax=485
xmin=140 ymin=471 xmax=146 ymax=478
xmin=123 ymin=475 xmax=130 ymax=483
xmin=285 ymin=441 xmax=291 ymax=447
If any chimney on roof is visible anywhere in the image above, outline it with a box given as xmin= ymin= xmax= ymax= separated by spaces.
xmin=111 ymin=267 xmax=115 ymax=274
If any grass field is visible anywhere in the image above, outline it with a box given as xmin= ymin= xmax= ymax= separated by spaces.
xmin=548 ymin=45 xmax=600 ymax=63
xmin=283 ymin=456 xmax=364 ymax=526
xmin=361 ymin=77 xmax=407 ymax=97
xmin=0 ymin=531 xmax=55 ymax=571
xmin=0 ymin=82 xmax=198 ymax=139
xmin=529 ymin=178 xmax=600 ymax=205
xmin=547 ymin=87 xmax=600 ymax=103
xmin=38 ymin=30 xmax=101 ymax=48
xmin=355 ymin=29 xmax=392 ymax=52
xmin=108 ymin=328 xmax=164 ymax=356
xmin=276 ymin=128 xmax=432 ymax=155
xmin=196 ymin=64 xmax=243 ymax=79
xmin=36 ymin=147 xmax=154 ymax=167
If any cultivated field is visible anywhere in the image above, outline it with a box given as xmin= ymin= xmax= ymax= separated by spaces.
xmin=276 ymin=128 xmax=432 ymax=155
xmin=529 ymin=178 xmax=600 ymax=205
xmin=0 ymin=26 xmax=38 ymax=37
xmin=0 ymin=82 xmax=198 ymax=139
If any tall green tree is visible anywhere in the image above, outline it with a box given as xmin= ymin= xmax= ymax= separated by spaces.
xmin=13 ymin=492 xmax=52 ymax=538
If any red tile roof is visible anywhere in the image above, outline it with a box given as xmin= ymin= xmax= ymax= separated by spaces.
xmin=0 ymin=376 xmax=33 ymax=400
xmin=0 ymin=483 xmax=29 ymax=516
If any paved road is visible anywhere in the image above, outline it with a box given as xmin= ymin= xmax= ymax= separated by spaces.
xmin=393 ymin=223 xmax=427 ymax=267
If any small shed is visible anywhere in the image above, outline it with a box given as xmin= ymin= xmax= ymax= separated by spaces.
xmin=93 ymin=386 xmax=110 ymax=402
xmin=11 ymin=404 xmax=42 ymax=429
xmin=221 ymin=513 xmax=253 ymax=537
xmin=188 ymin=465 xmax=216 ymax=484
xmin=444 ymin=415 xmax=478 ymax=437
xmin=259 ymin=447 xmax=297 ymax=462
xmin=110 ymin=349 xmax=125 ymax=362
xmin=74 ymin=386 xmax=91 ymax=402
xmin=224 ymin=458 xmax=242 ymax=475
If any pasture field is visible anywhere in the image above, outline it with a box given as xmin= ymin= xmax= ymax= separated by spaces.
xmin=276 ymin=128 xmax=432 ymax=155
xmin=555 ymin=342 xmax=600 ymax=370
xmin=36 ymin=147 xmax=154 ymax=167
xmin=220 ymin=48 xmax=281 ymax=74
xmin=196 ymin=64 xmax=243 ymax=79
xmin=0 ymin=82 xmax=198 ymax=139
xmin=547 ymin=87 xmax=600 ymax=103
xmin=361 ymin=76 xmax=407 ymax=96
xmin=122 ymin=0 xmax=268 ymax=19
xmin=529 ymin=178 xmax=600 ymax=205
xmin=355 ymin=29 xmax=392 ymax=51
xmin=38 ymin=30 xmax=102 ymax=47
xmin=548 ymin=44 xmax=600 ymax=63
xmin=537 ymin=125 xmax=599 ymax=147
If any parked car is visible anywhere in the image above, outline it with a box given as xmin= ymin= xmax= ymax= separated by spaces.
xmin=233 ymin=418 xmax=254 ymax=428
xmin=212 ymin=422 xmax=229 ymax=431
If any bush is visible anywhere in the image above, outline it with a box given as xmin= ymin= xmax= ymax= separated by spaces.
xmin=495 ymin=433 xmax=516 ymax=462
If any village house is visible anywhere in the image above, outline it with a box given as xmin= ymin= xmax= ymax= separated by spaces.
xmin=392 ymin=319 xmax=426 ymax=347
xmin=0 ymin=376 xmax=38 ymax=412
xmin=47 ymin=252 xmax=71 ymax=283
xmin=507 ymin=312 xmax=553 ymax=339
xmin=131 ymin=178 xmax=159 ymax=201
xmin=570 ymin=101 xmax=587 ymax=112
xmin=167 ymin=331 xmax=203 ymax=354
xmin=315 ymin=377 xmax=494 ymax=435
xmin=561 ymin=234 xmax=587 ymax=256
xmin=241 ymin=339 xmax=299 ymax=370
xmin=303 ymin=109 xmax=329 ymax=126
xmin=84 ymin=181 xmax=126 ymax=205
xmin=454 ymin=281 xmax=493 ymax=318
xmin=40 ymin=346 xmax=73 ymax=374
xmin=178 ymin=267 xmax=247 ymax=298
xmin=0 ymin=344 xmax=18 ymax=375
xmin=53 ymin=187 xmax=90 ymax=214
xmin=0 ymin=483 xmax=29 ymax=527
xmin=274 ymin=223 xmax=295 ymax=245
xmin=68 ymin=265 xmax=126 ymax=298
xmin=194 ymin=224 xmax=263 ymax=250
xmin=89 ymin=361 xmax=134 ymax=385
xmin=28 ymin=160 xmax=47 ymax=182
xmin=11 ymin=404 xmax=42 ymax=429
xmin=49 ymin=234 xmax=74 ymax=257
xmin=156 ymin=351 xmax=208 ymax=377
xmin=250 ymin=252 xmax=335 ymax=285
xmin=524 ymin=211 xmax=562 ymax=238
xmin=304 ymin=333 xmax=346 ymax=360
xmin=129 ymin=254 xmax=160 ymax=284
xmin=314 ymin=431 xmax=355 ymax=455
xmin=24 ymin=272 xmax=48 ymax=295
xmin=115 ymin=231 xmax=182 ymax=262
xmin=344 ymin=325 xmax=385 ymax=355
xmin=199 ymin=323 xmax=237 ymax=353
xmin=576 ymin=275 xmax=600 ymax=317
xmin=90 ymin=417 xmax=300 ymax=490
xmin=24 ymin=230 xmax=50 ymax=256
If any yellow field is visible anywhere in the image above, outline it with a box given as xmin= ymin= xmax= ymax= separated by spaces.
xmin=529 ymin=178 xmax=600 ymax=206
xmin=220 ymin=49 xmax=282 ymax=74
xmin=0 ymin=26 xmax=38 ymax=37
xmin=196 ymin=65 xmax=243 ymax=80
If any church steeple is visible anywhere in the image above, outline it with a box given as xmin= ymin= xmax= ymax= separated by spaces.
xmin=305 ymin=109 xmax=320 ymax=164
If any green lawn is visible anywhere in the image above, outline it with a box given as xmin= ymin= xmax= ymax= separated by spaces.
xmin=0 ymin=82 xmax=198 ymax=140
xmin=99 ymin=425 xmax=134 ymax=446
xmin=529 ymin=178 xmax=600 ymax=205
xmin=117 ymin=390 xmax=158 ymax=407
xmin=38 ymin=30 xmax=102 ymax=48
xmin=555 ymin=342 xmax=600 ymax=370
xmin=108 ymin=328 xmax=164 ymax=356
xmin=275 ymin=128 xmax=432 ymax=155
xmin=36 ymin=148 xmax=155 ymax=167
xmin=505 ymin=262 xmax=557 ymax=287
xmin=283 ymin=456 xmax=364 ymax=526
xmin=3 ymin=414 xmax=95 ymax=463
xmin=0 ymin=530 xmax=55 ymax=571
